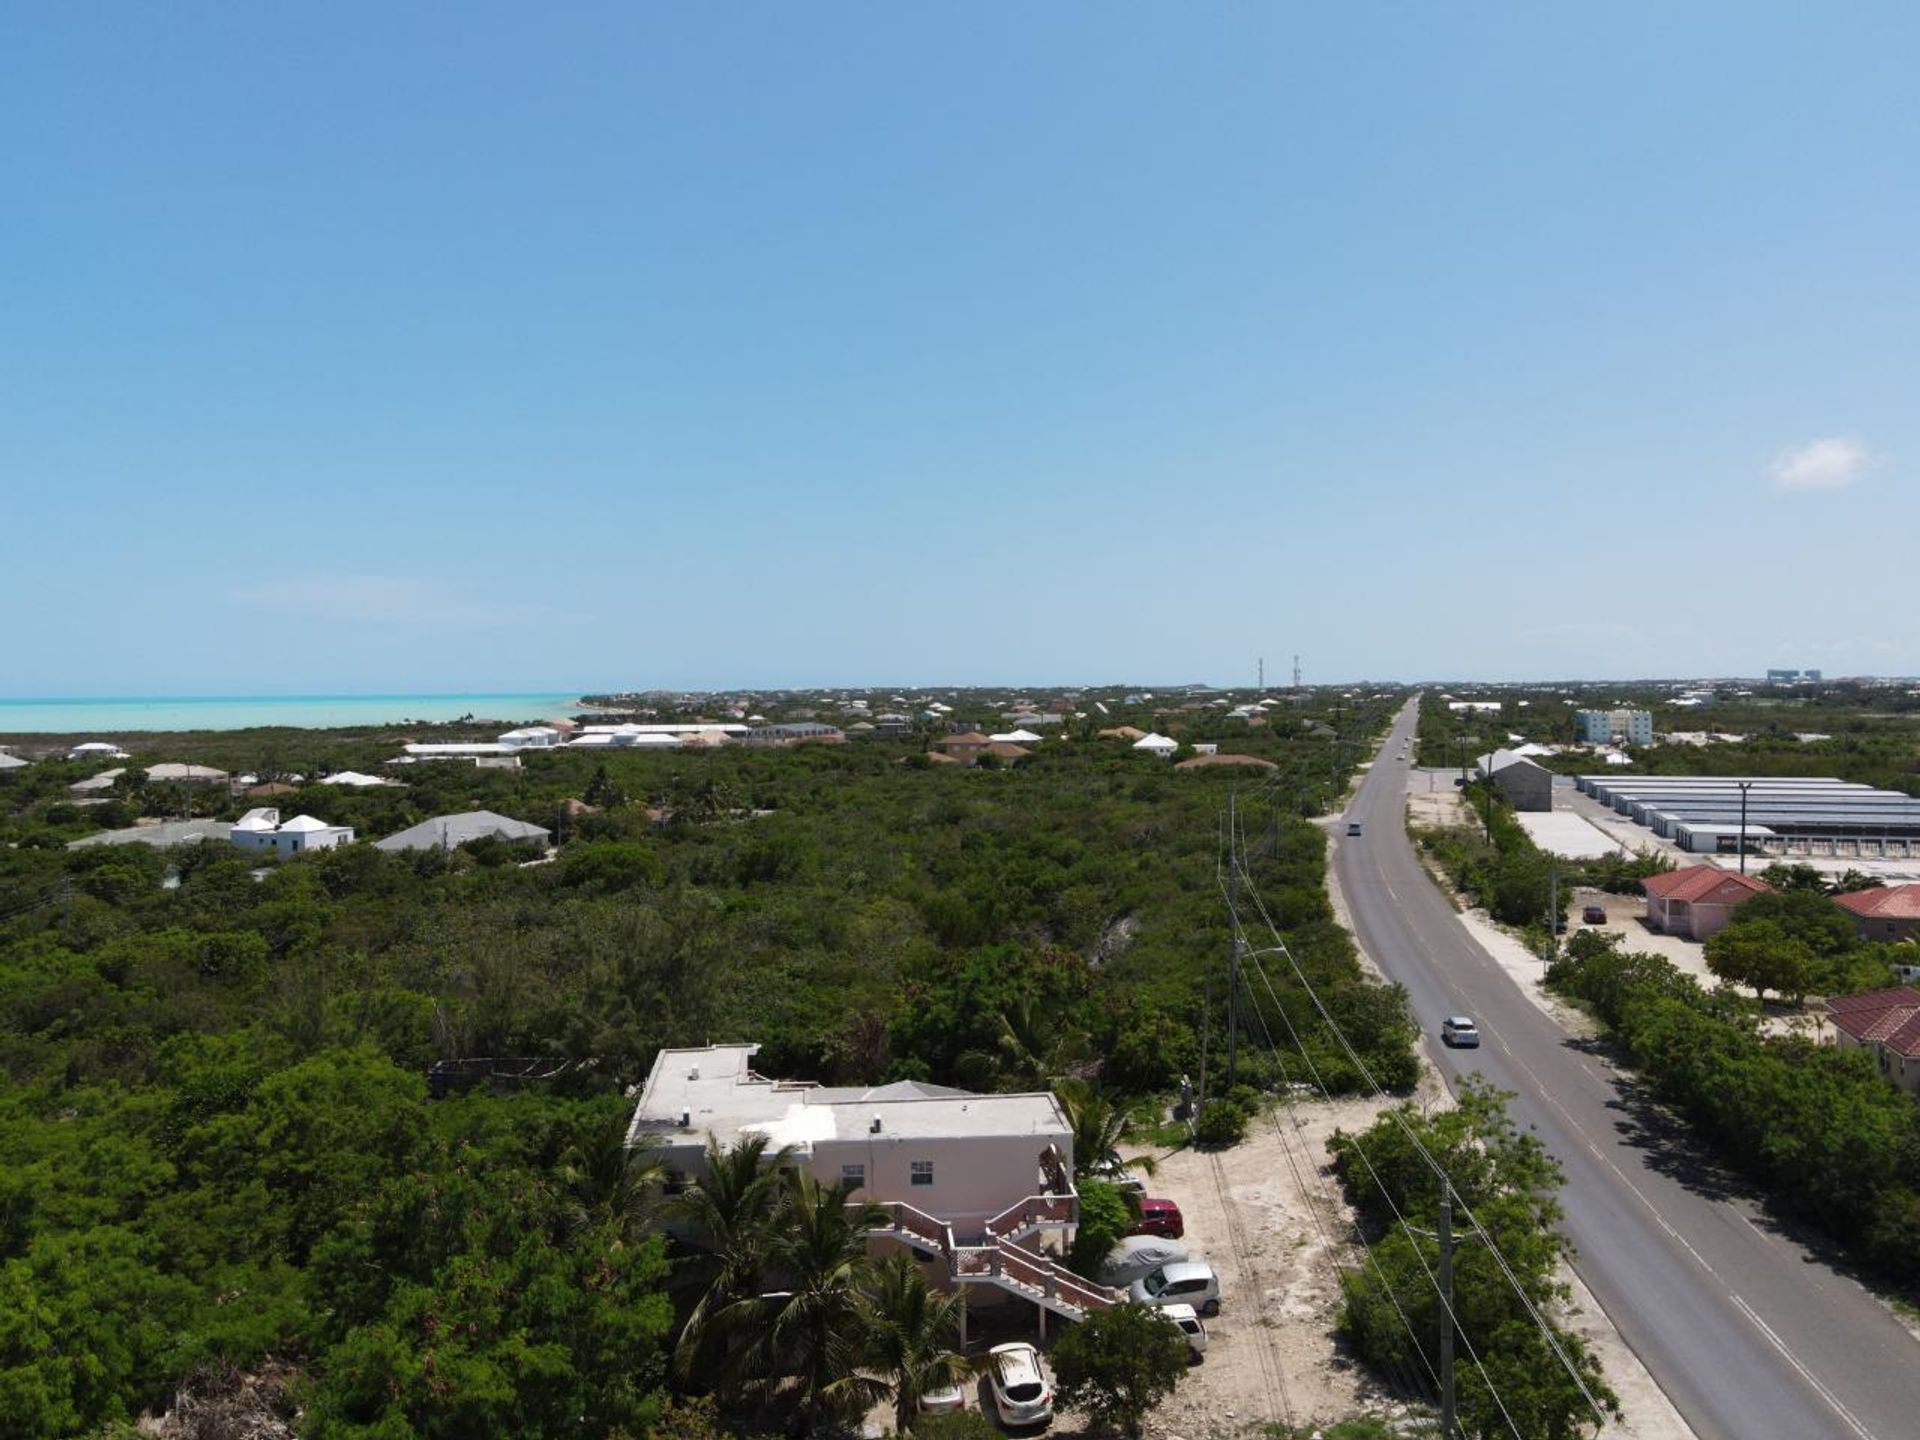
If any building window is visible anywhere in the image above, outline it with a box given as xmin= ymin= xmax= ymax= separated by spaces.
xmin=841 ymin=1163 xmax=865 ymax=1189
xmin=910 ymin=1160 xmax=934 ymax=1187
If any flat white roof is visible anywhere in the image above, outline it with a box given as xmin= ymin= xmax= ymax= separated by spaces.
xmin=629 ymin=1044 xmax=1069 ymax=1152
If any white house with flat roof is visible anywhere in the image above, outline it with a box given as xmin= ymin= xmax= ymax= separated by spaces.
xmin=628 ymin=1044 xmax=1112 ymax=1329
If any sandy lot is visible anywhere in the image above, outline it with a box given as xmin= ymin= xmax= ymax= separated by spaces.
xmin=1406 ymin=768 xmax=1470 ymax=831
xmin=1138 ymin=1094 xmax=1430 ymax=1437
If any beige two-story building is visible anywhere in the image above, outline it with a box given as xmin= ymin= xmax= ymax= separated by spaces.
xmin=627 ymin=1043 xmax=1111 ymax=1329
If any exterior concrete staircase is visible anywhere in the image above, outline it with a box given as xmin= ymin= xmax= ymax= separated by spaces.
xmin=865 ymin=1197 xmax=1118 ymax=1323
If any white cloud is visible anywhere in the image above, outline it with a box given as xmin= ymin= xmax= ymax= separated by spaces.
xmin=1772 ymin=436 xmax=1873 ymax=492
xmin=229 ymin=573 xmax=558 ymax=627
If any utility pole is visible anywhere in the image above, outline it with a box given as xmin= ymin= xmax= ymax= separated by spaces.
xmin=1439 ymin=1174 xmax=1458 ymax=1440
xmin=1226 ymin=791 xmax=1242 ymax=1089
xmin=1738 ymin=780 xmax=1752 ymax=875
xmin=1292 ymin=654 xmax=1302 ymax=689
xmin=1258 ymin=656 xmax=1264 ymax=692
xmin=1546 ymin=855 xmax=1559 ymax=960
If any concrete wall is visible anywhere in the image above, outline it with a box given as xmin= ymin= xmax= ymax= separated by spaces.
xmin=1491 ymin=761 xmax=1553 ymax=813
xmin=820 ymin=1131 xmax=1069 ymax=1231
xmin=1844 ymin=912 xmax=1920 ymax=944
xmin=1834 ymin=1030 xmax=1920 ymax=1096
xmin=644 ymin=1127 xmax=1072 ymax=1235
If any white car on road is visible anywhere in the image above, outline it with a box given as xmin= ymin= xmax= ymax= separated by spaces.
xmin=1441 ymin=1015 xmax=1480 ymax=1048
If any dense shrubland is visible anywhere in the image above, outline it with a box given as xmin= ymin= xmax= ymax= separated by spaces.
xmin=0 ymin=697 xmax=1412 ymax=1436
xmin=1329 ymin=1080 xmax=1618 ymax=1440
xmin=1547 ymin=931 xmax=1920 ymax=1284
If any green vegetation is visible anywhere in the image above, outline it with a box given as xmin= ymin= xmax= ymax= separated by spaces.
xmin=0 ymin=692 xmax=1413 ymax=1434
xmin=1192 ymin=1096 xmax=1251 ymax=1147
xmin=1548 ymin=931 xmax=1920 ymax=1284
xmin=1417 ymin=785 xmax=1667 ymax=934
xmin=1049 ymin=1301 xmax=1190 ymax=1440
xmin=1329 ymin=1080 xmax=1619 ymax=1440
xmin=1417 ymin=681 xmax=1920 ymax=797
xmin=1704 ymin=882 xmax=1900 ymax=1002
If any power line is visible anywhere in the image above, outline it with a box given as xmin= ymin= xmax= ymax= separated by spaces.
xmin=1232 ymin=844 xmax=1610 ymax=1434
xmin=1228 ymin=945 xmax=1443 ymax=1412
xmin=1238 ymin=940 xmax=1523 ymax=1440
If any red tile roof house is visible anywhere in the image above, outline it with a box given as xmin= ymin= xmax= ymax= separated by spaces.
xmin=1640 ymin=865 xmax=1771 ymax=942
xmin=1832 ymin=885 xmax=1920 ymax=943
xmin=1825 ymin=987 xmax=1920 ymax=1094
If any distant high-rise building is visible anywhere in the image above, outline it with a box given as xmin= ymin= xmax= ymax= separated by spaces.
xmin=1766 ymin=668 xmax=1822 ymax=684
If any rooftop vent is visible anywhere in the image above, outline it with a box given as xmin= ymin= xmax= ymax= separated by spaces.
xmin=679 ymin=1110 xmax=691 ymax=1130
xmin=688 ymin=1065 xmax=700 ymax=1080
xmin=870 ymin=1115 xmax=883 ymax=1134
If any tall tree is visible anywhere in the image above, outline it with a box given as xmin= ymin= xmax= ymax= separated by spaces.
xmin=556 ymin=1109 xmax=663 ymax=1245
xmin=666 ymin=1135 xmax=788 ymax=1386
xmin=1055 ymin=1080 xmax=1156 ymax=1179
xmin=861 ymin=1253 xmax=975 ymax=1433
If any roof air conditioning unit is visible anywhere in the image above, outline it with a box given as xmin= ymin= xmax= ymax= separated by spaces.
xmin=688 ymin=1065 xmax=700 ymax=1080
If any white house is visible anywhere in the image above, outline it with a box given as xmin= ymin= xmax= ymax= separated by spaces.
xmin=316 ymin=771 xmax=402 ymax=788
xmin=229 ymin=808 xmax=354 ymax=856
xmin=68 ymin=741 xmax=130 ymax=761
xmin=990 ymin=729 xmax=1045 ymax=744
xmin=498 ymin=726 xmax=563 ymax=748
xmin=374 ymin=810 xmax=551 ymax=853
xmin=628 ymin=1044 xmax=1107 ymax=1330
xmin=1133 ymin=733 xmax=1180 ymax=758
xmin=69 ymin=768 xmax=126 ymax=795
xmin=568 ymin=729 xmax=682 ymax=750
xmin=145 ymin=763 xmax=229 ymax=784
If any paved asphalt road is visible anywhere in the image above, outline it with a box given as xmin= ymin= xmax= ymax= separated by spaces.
xmin=1329 ymin=699 xmax=1920 ymax=1440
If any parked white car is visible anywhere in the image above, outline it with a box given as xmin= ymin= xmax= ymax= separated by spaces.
xmin=988 ymin=1341 xmax=1054 ymax=1427
xmin=1162 ymin=1301 xmax=1209 ymax=1359
xmin=919 ymin=1379 xmax=966 ymax=1414
xmin=1128 ymin=1260 xmax=1221 ymax=1315
xmin=1088 ymin=1158 xmax=1148 ymax=1194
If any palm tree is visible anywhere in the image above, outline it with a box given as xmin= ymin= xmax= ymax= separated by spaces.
xmin=666 ymin=1134 xmax=789 ymax=1383
xmin=556 ymin=1110 xmax=663 ymax=1245
xmin=1056 ymin=1078 xmax=1157 ymax=1179
xmin=718 ymin=1168 xmax=889 ymax=1430
xmin=862 ymin=1253 xmax=975 ymax=1433
xmin=995 ymin=995 xmax=1094 ymax=1090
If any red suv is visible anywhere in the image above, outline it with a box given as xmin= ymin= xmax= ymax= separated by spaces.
xmin=1131 ymin=1197 xmax=1185 ymax=1239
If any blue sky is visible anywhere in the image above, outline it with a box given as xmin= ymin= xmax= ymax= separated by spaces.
xmin=4 ymin=3 xmax=1916 ymax=694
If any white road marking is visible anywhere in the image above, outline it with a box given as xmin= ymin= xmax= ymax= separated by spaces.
xmin=1731 ymin=1294 xmax=1880 ymax=1440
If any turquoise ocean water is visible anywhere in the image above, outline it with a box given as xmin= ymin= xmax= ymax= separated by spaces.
xmin=0 ymin=694 xmax=585 ymax=734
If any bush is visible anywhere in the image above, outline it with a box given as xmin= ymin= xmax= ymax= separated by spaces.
xmin=1051 ymin=1302 xmax=1189 ymax=1439
xmin=1193 ymin=1099 xmax=1249 ymax=1148
xmin=1068 ymin=1179 xmax=1133 ymax=1278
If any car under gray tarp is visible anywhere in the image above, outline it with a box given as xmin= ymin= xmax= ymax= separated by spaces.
xmin=1098 ymin=1236 xmax=1190 ymax=1286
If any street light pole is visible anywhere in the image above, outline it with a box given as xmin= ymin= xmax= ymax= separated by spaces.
xmin=1738 ymin=780 xmax=1752 ymax=875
